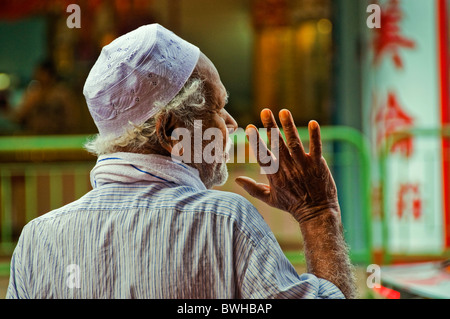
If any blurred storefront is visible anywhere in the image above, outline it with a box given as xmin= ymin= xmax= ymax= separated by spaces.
xmin=360 ymin=0 xmax=450 ymax=265
xmin=251 ymin=0 xmax=333 ymax=126
xmin=0 ymin=0 xmax=338 ymax=133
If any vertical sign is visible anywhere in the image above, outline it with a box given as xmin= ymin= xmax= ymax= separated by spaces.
xmin=362 ymin=0 xmax=448 ymax=257
xmin=438 ymin=0 xmax=450 ymax=250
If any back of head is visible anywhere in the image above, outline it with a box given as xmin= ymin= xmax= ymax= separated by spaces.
xmin=83 ymin=24 xmax=200 ymax=139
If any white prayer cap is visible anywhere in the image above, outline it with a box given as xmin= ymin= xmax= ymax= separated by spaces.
xmin=83 ymin=24 xmax=200 ymax=137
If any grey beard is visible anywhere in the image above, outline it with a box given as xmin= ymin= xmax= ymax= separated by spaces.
xmin=191 ymin=160 xmax=228 ymax=189
xmin=181 ymin=133 xmax=232 ymax=189
xmin=190 ymin=136 xmax=231 ymax=189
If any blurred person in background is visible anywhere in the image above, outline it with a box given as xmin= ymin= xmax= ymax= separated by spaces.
xmin=13 ymin=59 xmax=78 ymax=135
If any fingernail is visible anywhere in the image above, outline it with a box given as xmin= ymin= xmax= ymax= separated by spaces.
xmin=280 ymin=109 xmax=290 ymax=121
xmin=261 ymin=109 xmax=271 ymax=121
xmin=245 ymin=124 xmax=257 ymax=135
xmin=309 ymin=120 xmax=318 ymax=129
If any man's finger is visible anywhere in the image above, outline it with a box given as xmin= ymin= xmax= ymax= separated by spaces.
xmin=260 ymin=109 xmax=290 ymax=159
xmin=235 ymin=176 xmax=271 ymax=203
xmin=279 ymin=109 xmax=307 ymax=165
xmin=246 ymin=124 xmax=274 ymax=168
xmin=308 ymin=120 xmax=322 ymax=160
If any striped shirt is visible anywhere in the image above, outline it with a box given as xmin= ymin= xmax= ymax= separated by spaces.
xmin=7 ymin=157 xmax=344 ymax=299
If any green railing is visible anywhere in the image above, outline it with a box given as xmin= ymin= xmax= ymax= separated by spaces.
xmin=0 ymin=126 xmax=373 ymax=277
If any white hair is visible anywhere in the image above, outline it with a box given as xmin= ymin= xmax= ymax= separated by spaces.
xmin=84 ymin=77 xmax=208 ymax=156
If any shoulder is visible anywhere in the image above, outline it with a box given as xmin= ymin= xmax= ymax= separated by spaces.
xmin=192 ymin=189 xmax=258 ymax=213
xmin=168 ymin=187 xmax=260 ymax=217
xmin=174 ymin=188 xmax=273 ymax=243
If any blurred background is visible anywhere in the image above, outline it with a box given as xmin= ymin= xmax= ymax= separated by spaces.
xmin=0 ymin=0 xmax=449 ymax=298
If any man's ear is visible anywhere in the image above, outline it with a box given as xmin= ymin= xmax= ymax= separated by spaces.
xmin=155 ymin=112 xmax=181 ymax=155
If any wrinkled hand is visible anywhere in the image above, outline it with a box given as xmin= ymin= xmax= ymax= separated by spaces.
xmin=235 ymin=109 xmax=340 ymax=224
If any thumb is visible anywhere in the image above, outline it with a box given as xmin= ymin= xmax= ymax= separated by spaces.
xmin=235 ymin=176 xmax=271 ymax=203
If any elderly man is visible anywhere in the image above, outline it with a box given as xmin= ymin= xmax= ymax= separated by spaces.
xmin=7 ymin=24 xmax=356 ymax=299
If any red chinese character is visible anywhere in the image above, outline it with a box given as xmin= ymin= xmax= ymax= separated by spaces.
xmin=372 ymin=0 xmax=416 ymax=69
xmin=375 ymin=91 xmax=415 ymax=157
xmin=396 ymin=183 xmax=422 ymax=220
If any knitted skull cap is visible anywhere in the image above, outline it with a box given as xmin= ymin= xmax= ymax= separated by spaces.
xmin=83 ymin=23 xmax=200 ymax=137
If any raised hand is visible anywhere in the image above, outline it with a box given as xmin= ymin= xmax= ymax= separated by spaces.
xmin=235 ymin=108 xmax=340 ymax=224
xmin=236 ymin=108 xmax=357 ymax=299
